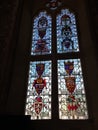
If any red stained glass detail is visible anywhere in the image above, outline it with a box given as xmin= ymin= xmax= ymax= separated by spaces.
xmin=67 ymin=95 xmax=80 ymax=111
xmin=32 ymin=97 xmax=44 ymax=115
xmin=33 ymin=77 xmax=46 ymax=95
xmin=33 ymin=63 xmax=46 ymax=95
xmin=65 ymin=77 xmax=76 ymax=94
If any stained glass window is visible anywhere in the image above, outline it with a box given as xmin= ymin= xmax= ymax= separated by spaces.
xmin=25 ymin=61 xmax=52 ymax=119
xmin=25 ymin=2 xmax=89 ymax=120
xmin=31 ymin=11 xmax=52 ymax=55
xmin=56 ymin=9 xmax=79 ymax=53
xmin=58 ymin=59 xmax=88 ymax=119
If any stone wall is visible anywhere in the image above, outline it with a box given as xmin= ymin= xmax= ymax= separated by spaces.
xmin=0 ymin=0 xmax=23 ymax=114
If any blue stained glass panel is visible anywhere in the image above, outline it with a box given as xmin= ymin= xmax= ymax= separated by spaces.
xmin=58 ymin=59 xmax=88 ymax=119
xmin=25 ymin=61 xmax=52 ymax=120
xmin=56 ymin=9 xmax=79 ymax=53
xmin=31 ymin=11 xmax=52 ymax=55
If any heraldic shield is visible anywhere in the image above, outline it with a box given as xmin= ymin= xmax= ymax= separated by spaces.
xmin=65 ymin=77 xmax=76 ymax=94
xmin=34 ymin=39 xmax=49 ymax=53
xmin=33 ymin=77 xmax=46 ymax=95
xmin=34 ymin=97 xmax=43 ymax=115
xmin=36 ymin=63 xmax=45 ymax=77
xmin=33 ymin=63 xmax=46 ymax=95
xmin=64 ymin=61 xmax=74 ymax=75
xmin=61 ymin=14 xmax=71 ymax=26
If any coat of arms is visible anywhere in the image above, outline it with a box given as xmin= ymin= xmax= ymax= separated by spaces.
xmin=65 ymin=77 xmax=76 ymax=94
xmin=32 ymin=97 xmax=46 ymax=115
xmin=64 ymin=61 xmax=74 ymax=75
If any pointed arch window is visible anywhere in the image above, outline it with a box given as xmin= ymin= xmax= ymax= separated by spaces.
xmin=25 ymin=1 xmax=88 ymax=120
xmin=57 ymin=9 xmax=79 ymax=53
xmin=25 ymin=11 xmax=52 ymax=119
xmin=57 ymin=9 xmax=88 ymax=119
xmin=31 ymin=11 xmax=52 ymax=55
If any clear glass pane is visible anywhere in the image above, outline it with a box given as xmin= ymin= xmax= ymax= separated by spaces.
xmin=25 ymin=61 xmax=52 ymax=120
xmin=31 ymin=11 xmax=52 ymax=55
xmin=58 ymin=59 xmax=88 ymax=119
xmin=56 ymin=9 xmax=79 ymax=53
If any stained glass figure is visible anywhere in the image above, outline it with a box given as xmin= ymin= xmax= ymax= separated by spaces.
xmin=25 ymin=61 xmax=51 ymax=119
xmin=31 ymin=11 xmax=52 ymax=55
xmin=56 ymin=9 xmax=79 ymax=53
xmin=58 ymin=59 xmax=88 ymax=119
xmin=46 ymin=0 xmax=62 ymax=10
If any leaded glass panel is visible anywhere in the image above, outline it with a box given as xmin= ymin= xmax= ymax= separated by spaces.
xmin=58 ymin=59 xmax=88 ymax=119
xmin=25 ymin=61 xmax=51 ymax=119
xmin=57 ymin=9 xmax=79 ymax=53
xmin=31 ymin=11 xmax=52 ymax=55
